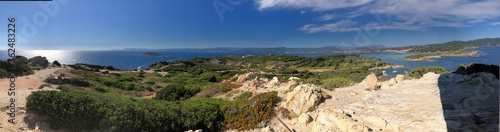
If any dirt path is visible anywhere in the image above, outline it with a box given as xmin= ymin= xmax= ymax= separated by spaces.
xmin=0 ymin=68 xmax=63 ymax=131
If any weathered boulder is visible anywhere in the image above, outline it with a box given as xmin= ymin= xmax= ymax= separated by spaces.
xmin=236 ymin=72 xmax=258 ymax=83
xmin=288 ymin=76 xmax=300 ymax=81
xmin=281 ymin=84 xmax=322 ymax=114
xmin=364 ymin=73 xmax=378 ymax=90
xmin=28 ymin=56 xmax=49 ymax=69
xmin=421 ymin=72 xmax=440 ymax=81
xmin=283 ymin=80 xmax=299 ymax=93
xmin=15 ymin=56 xmax=28 ymax=64
xmin=395 ymin=74 xmax=405 ymax=83
xmin=265 ymin=76 xmax=279 ymax=88
xmin=298 ymin=113 xmax=313 ymax=124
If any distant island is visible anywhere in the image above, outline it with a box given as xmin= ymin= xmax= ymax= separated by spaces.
xmin=404 ymin=51 xmax=480 ymax=61
xmin=144 ymin=52 xmax=161 ymax=56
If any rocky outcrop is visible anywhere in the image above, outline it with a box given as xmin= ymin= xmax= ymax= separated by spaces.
xmin=438 ymin=72 xmax=499 ymax=131
xmin=281 ymin=84 xmax=322 ymax=114
xmin=265 ymin=76 xmax=279 ymax=88
xmin=28 ymin=56 xmax=49 ymax=69
xmin=223 ymin=71 xmax=498 ymax=132
xmin=364 ymin=73 xmax=378 ymax=90
xmin=395 ymin=74 xmax=405 ymax=83
xmin=235 ymin=72 xmax=259 ymax=83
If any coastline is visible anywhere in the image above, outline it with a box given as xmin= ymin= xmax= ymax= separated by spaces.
xmin=368 ymin=64 xmax=406 ymax=70
xmin=404 ymin=51 xmax=480 ymax=62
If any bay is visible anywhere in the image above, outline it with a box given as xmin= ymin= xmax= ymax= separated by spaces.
xmin=0 ymin=46 xmax=498 ymax=78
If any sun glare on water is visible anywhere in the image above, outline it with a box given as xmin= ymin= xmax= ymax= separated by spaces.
xmin=20 ymin=50 xmax=71 ymax=62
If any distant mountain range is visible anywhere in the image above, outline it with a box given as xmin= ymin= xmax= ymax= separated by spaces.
xmin=117 ymin=45 xmax=385 ymax=53
xmin=116 ymin=37 xmax=500 ymax=53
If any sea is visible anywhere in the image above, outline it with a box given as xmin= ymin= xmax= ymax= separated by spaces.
xmin=1 ymin=46 xmax=499 ymax=77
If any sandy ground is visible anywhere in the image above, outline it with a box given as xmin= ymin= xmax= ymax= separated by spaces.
xmin=0 ymin=68 xmax=63 ymax=131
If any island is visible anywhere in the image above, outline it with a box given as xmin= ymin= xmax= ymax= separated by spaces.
xmin=144 ymin=52 xmax=161 ymax=56
xmin=404 ymin=51 xmax=480 ymax=61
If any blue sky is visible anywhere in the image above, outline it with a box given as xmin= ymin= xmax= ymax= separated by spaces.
xmin=1 ymin=0 xmax=500 ymax=50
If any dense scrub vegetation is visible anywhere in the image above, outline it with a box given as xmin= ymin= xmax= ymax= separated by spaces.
xmin=24 ymin=53 xmax=395 ymax=131
xmin=147 ymin=54 xmax=387 ymax=91
xmin=407 ymin=66 xmax=449 ymax=78
xmin=0 ymin=56 xmax=34 ymax=78
xmin=26 ymin=90 xmax=279 ymax=131
xmin=223 ymin=91 xmax=279 ymax=130
xmin=454 ymin=63 xmax=499 ymax=79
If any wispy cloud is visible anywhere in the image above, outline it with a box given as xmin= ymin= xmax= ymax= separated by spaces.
xmin=300 ymin=20 xmax=358 ymax=33
xmin=256 ymin=0 xmax=374 ymax=11
xmin=316 ymin=14 xmax=335 ymax=21
xmin=300 ymin=18 xmax=466 ymax=33
xmin=256 ymin=0 xmax=500 ymax=33
xmin=491 ymin=22 xmax=500 ymax=25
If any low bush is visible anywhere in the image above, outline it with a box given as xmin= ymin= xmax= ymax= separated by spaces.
xmin=26 ymin=90 xmax=280 ymax=131
xmin=224 ymin=91 xmax=279 ymax=130
xmin=407 ymin=66 xmax=448 ymax=79
xmin=154 ymin=83 xmax=199 ymax=101
xmin=70 ymin=77 xmax=91 ymax=87
xmin=38 ymin=84 xmax=52 ymax=89
xmin=322 ymin=77 xmax=354 ymax=90
xmin=26 ymin=90 xmax=226 ymax=132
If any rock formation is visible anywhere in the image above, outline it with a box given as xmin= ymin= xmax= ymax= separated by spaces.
xmin=438 ymin=72 xmax=499 ymax=131
xmin=223 ymin=72 xmax=499 ymax=132
xmin=281 ymin=84 xmax=322 ymax=114
xmin=235 ymin=72 xmax=258 ymax=83
xmin=28 ymin=56 xmax=49 ymax=69
xmin=364 ymin=73 xmax=378 ymax=90
xmin=395 ymin=74 xmax=404 ymax=83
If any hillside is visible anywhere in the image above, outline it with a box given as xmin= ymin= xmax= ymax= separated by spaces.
xmin=1 ymin=54 xmax=498 ymax=131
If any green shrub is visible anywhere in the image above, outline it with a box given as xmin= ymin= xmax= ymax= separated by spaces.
xmin=322 ymin=77 xmax=354 ymax=90
xmin=407 ymin=66 xmax=448 ymax=78
xmin=200 ymin=72 xmax=218 ymax=82
xmin=154 ymin=83 xmax=198 ymax=101
xmin=26 ymin=90 xmax=226 ymax=132
xmin=56 ymin=85 xmax=79 ymax=92
xmin=38 ymin=84 xmax=52 ymax=89
xmin=225 ymin=91 xmax=279 ymax=130
xmin=0 ymin=68 xmax=8 ymax=78
xmin=70 ymin=77 xmax=91 ymax=87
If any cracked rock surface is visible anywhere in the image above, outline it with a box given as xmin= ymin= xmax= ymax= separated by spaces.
xmin=230 ymin=72 xmax=498 ymax=132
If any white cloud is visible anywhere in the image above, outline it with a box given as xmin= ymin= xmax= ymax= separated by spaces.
xmin=300 ymin=10 xmax=307 ymax=14
xmin=491 ymin=22 xmax=500 ymax=25
xmin=256 ymin=0 xmax=500 ymax=33
xmin=300 ymin=20 xmax=358 ymax=33
xmin=300 ymin=19 xmax=466 ymax=33
xmin=317 ymin=14 xmax=335 ymax=21
xmin=256 ymin=0 xmax=374 ymax=11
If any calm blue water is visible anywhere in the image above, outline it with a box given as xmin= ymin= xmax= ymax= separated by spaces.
xmin=358 ymin=46 xmax=500 ymax=77
xmin=0 ymin=46 xmax=498 ymax=77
